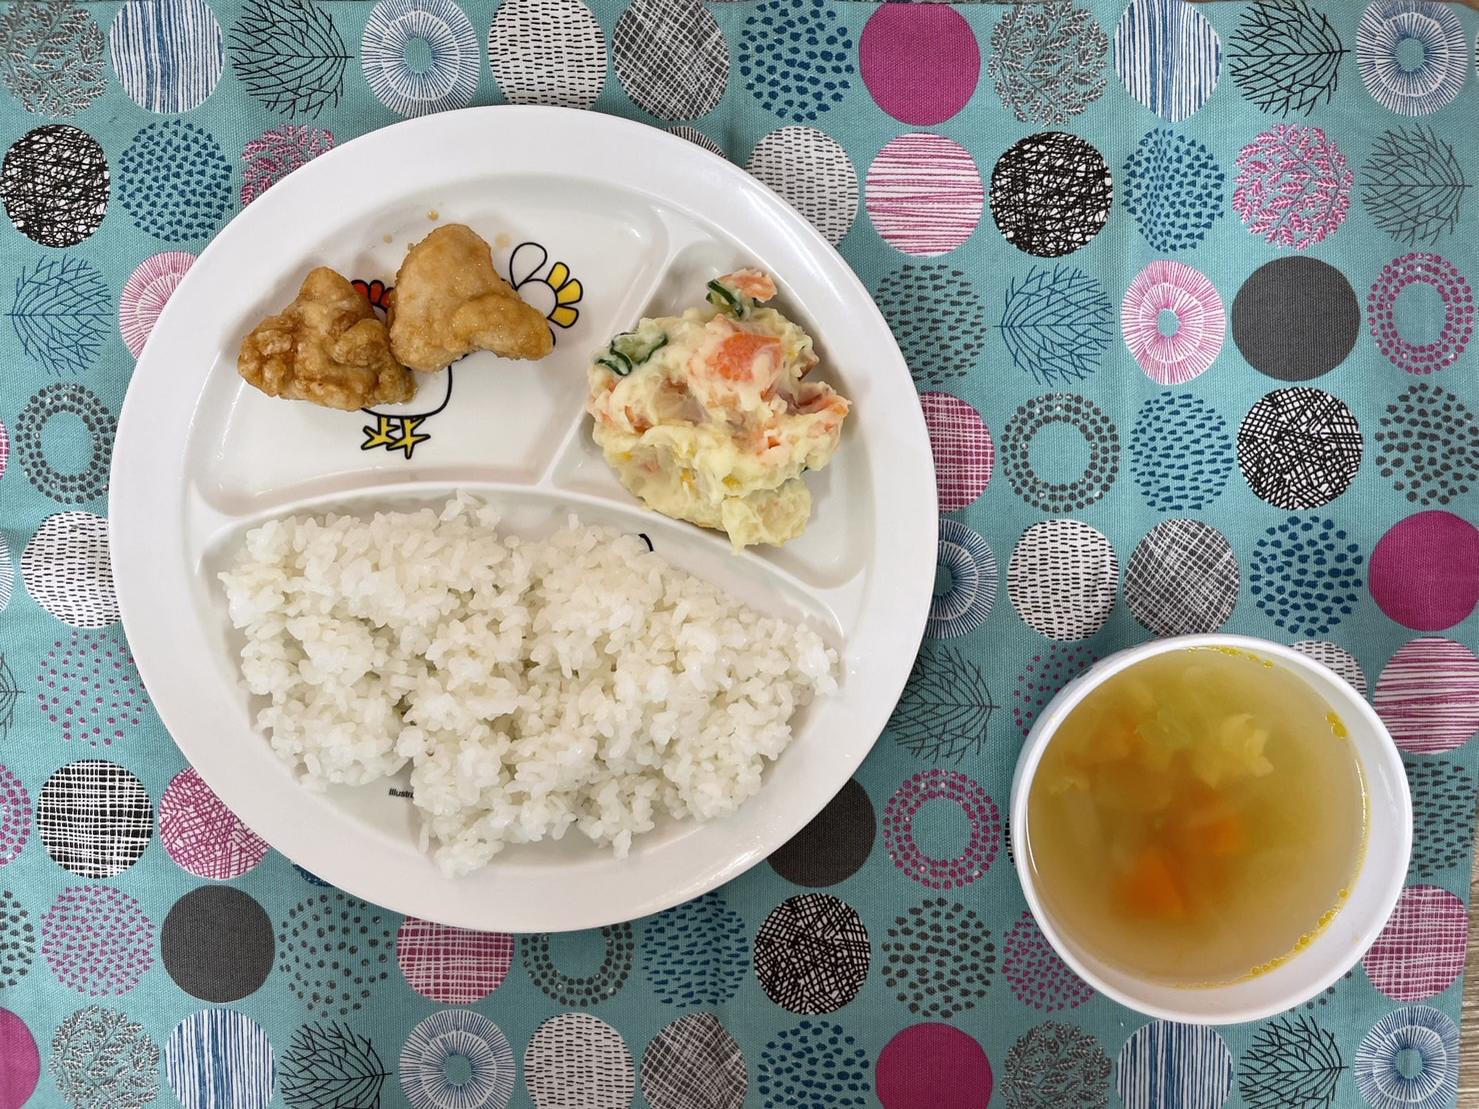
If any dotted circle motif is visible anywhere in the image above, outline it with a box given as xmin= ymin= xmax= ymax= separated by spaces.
xmin=883 ymin=770 xmax=1000 ymax=890
xmin=740 ymin=0 xmax=853 ymax=123
xmin=1013 ymin=644 xmax=1098 ymax=739
xmin=1249 ymin=515 xmax=1364 ymax=636
xmin=874 ymin=264 xmax=986 ymax=388
xmin=1376 ymin=382 xmax=1479 ymax=505
xmin=641 ymin=1012 xmax=747 ymax=1109
xmin=1008 ymin=519 xmax=1119 ymax=641
xmin=42 ymin=885 xmax=154 ymax=996
xmin=1356 ymin=1005 xmax=1460 ymax=1109
xmin=36 ymin=629 xmax=149 ymax=748
xmin=1001 ymin=392 xmax=1119 ymax=512
xmin=1122 ymin=129 xmax=1222 ymax=251
xmin=642 ymin=891 xmax=749 ymax=1006
xmin=745 ymin=126 xmax=858 ymax=246
xmin=758 ymin=1021 xmax=869 ymax=1108
xmin=277 ymin=892 xmax=393 ymax=1018
xmin=1358 ymin=0 xmax=1469 ymax=116
xmin=165 ymin=1009 xmax=275 ymax=1109
xmin=159 ymin=768 xmax=268 ymax=880
xmin=1407 ymin=758 xmax=1478 ymax=875
xmin=0 ymin=889 xmax=34 ymax=989
xmin=38 ymin=760 xmax=153 ymax=879
xmin=928 ymin=519 xmax=997 ymax=639
xmin=1367 ymin=252 xmax=1475 ymax=374
xmin=397 ymin=917 xmax=513 ymax=1004
xmin=991 ymin=132 xmax=1111 ymax=257
xmin=753 ymin=894 xmax=870 ymax=1014
xmin=1125 ymin=519 xmax=1240 ymax=636
xmin=523 ymin=924 xmax=634 ymax=1007
xmin=118 ymin=120 xmax=232 ymax=241
xmin=400 ymin=1009 xmax=515 ymax=1109
xmin=0 ymin=765 xmax=32 ymax=867
xmin=15 ymin=384 xmax=115 ymax=504
xmin=882 ymin=898 xmax=995 ymax=1020
xmin=524 ymin=1013 xmax=634 ymax=1109
xmin=1292 ymin=640 xmax=1368 ymax=696
xmin=488 ymin=0 xmax=607 ymax=110
xmin=1004 ymin=911 xmax=1093 ymax=1011
xmin=1131 ymin=393 xmax=1233 ymax=511
xmin=1 ymin=124 xmax=108 ymax=247
xmin=51 ymin=1005 xmax=161 ymax=1109
xmin=1238 ymin=387 xmax=1363 ymax=510
xmin=615 ymin=0 xmax=728 ymax=120
xmin=361 ymin=0 xmax=481 ymax=117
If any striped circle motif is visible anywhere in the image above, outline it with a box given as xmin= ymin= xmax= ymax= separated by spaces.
xmin=488 ymin=0 xmax=607 ymax=109
xmin=110 ymin=0 xmax=224 ymax=113
xmin=400 ymin=1009 xmax=515 ymax=1109
xmin=119 ymin=253 xmax=195 ymax=358
xmin=1358 ymin=0 xmax=1469 ymax=116
xmin=1363 ymin=885 xmax=1466 ymax=1001
xmin=921 ymin=392 xmax=992 ymax=512
xmin=165 ymin=1009 xmax=275 ymax=1109
xmin=928 ymin=520 xmax=997 ymax=639
xmin=397 ymin=917 xmax=513 ymax=1003
xmin=1357 ymin=1006 xmax=1459 ymax=1109
xmin=1116 ymin=1021 xmax=1233 ymax=1109
xmin=1008 ymin=519 xmax=1118 ymax=641
xmin=362 ymin=0 xmax=481 ymax=117
xmin=1122 ymin=260 xmax=1225 ymax=384
xmin=1373 ymin=637 xmax=1479 ymax=753
xmin=866 ymin=133 xmax=983 ymax=257
xmin=1113 ymin=0 xmax=1222 ymax=122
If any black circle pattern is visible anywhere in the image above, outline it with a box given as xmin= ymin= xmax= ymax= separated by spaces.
xmin=37 ymin=760 xmax=152 ymax=878
xmin=1125 ymin=520 xmax=1240 ymax=637
xmin=16 ymin=384 xmax=116 ymax=504
xmin=523 ymin=924 xmax=635 ymax=1007
xmin=991 ymin=132 xmax=1112 ymax=257
xmin=1376 ymin=382 xmax=1479 ymax=506
xmin=277 ymin=892 xmax=392 ymax=1018
xmin=1238 ymin=388 xmax=1363 ymax=510
xmin=753 ymin=894 xmax=870 ymax=1015
xmin=881 ymin=898 xmax=995 ymax=1020
xmin=641 ymin=1013 xmax=747 ymax=1109
xmin=614 ymin=0 xmax=728 ymax=120
xmin=769 ymin=778 xmax=874 ymax=887
xmin=0 ymin=889 xmax=34 ymax=988
xmin=873 ymin=264 xmax=987 ymax=389
xmin=1001 ymin=393 xmax=1119 ymax=512
xmin=1 ymin=124 xmax=108 ymax=247
xmin=162 ymin=886 xmax=275 ymax=1003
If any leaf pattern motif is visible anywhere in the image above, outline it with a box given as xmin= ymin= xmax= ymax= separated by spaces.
xmin=6 ymin=256 xmax=111 ymax=376
xmin=987 ymin=1 xmax=1108 ymax=125
xmin=0 ymin=0 xmax=106 ymax=117
xmin=1228 ymin=0 xmax=1347 ymax=116
xmin=888 ymin=644 xmax=998 ymax=762
xmin=997 ymin=265 xmax=1114 ymax=386
xmin=1361 ymin=126 xmax=1470 ymax=247
xmin=281 ymin=1022 xmax=390 ymax=1109
xmin=228 ymin=0 xmax=349 ymax=118
xmin=1239 ymin=1015 xmax=1345 ymax=1108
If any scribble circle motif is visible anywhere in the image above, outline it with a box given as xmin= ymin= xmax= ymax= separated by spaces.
xmin=165 ymin=1009 xmax=274 ymax=1109
xmin=119 ymin=252 xmax=196 ymax=358
xmin=488 ymin=0 xmax=606 ymax=109
xmin=1114 ymin=0 xmax=1222 ymax=122
xmin=615 ymin=0 xmax=727 ymax=120
xmin=874 ymin=264 xmax=987 ymax=388
xmin=753 ymin=894 xmax=870 ymax=1014
xmin=641 ymin=1013 xmax=746 ymax=1109
xmin=0 ymin=1009 xmax=39 ymax=1109
xmin=1004 ymin=912 xmax=1093 ymax=1011
xmin=0 ymin=0 xmax=107 ymax=116
xmin=746 ymin=126 xmax=858 ymax=246
xmin=1122 ymin=129 xmax=1223 ymax=251
xmin=1250 ymin=515 xmax=1364 ymax=636
xmin=877 ymin=1023 xmax=994 ymax=1108
xmin=769 ymin=779 xmax=874 ymax=888
xmin=1122 ymin=259 xmax=1225 ymax=383
xmin=118 ymin=120 xmax=232 ymax=241
xmin=51 ymin=1005 xmax=161 ymax=1109
xmin=740 ymin=0 xmax=853 ymax=123
xmin=23 ymin=512 xmax=116 ymax=628
xmin=0 ymin=766 xmax=32 ymax=868
xmin=1377 ymin=382 xmax=1479 ymax=504
xmin=1238 ymin=388 xmax=1363 ymax=509
xmin=1233 ymin=257 xmax=1361 ymax=381
xmin=0 ymin=890 xmax=34 ymax=988
xmin=1369 ymin=511 xmax=1479 ymax=630
xmin=42 ymin=886 xmax=154 ymax=996
xmin=397 ymin=917 xmax=513 ymax=1003
xmin=1008 ymin=519 xmax=1119 ymax=641
xmin=882 ymin=898 xmax=995 ymax=1020
xmin=1374 ymin=637 xmax=1479 ymax=753
xmin=1363 ymin=884 xmax=1465 ymax=1001
xmin=1 ymin=125 xmax=108 ymax=247
xmin=921 ymin=392 xmax=992 ymax=512
xmin=110 ymin=0 xmax=224 ymax=113
xmin=361 ymin=0 xmax=480 ymax=117
xmin=928 ymin=519 xmax=997 ymax=640
xmin=988 ymin=1 xmax=1108 ymax=125
xmin=1357 ymin=1005 xmax=1459 ymax=1109
xmin=642 ymin=890 xmax=748 ymax=1005
xmin=860 ymin=4 xmax=978 ymax=126
xmin=1001 ymin=393 xmax=1118 ymax=512
xmin=38 ymin=760 xmax=153 ymax=878
xmin=15 ymin=384 xmax=115 ymax=504
xmin=1126 ymin=520 xmax=1240 ymax=636
xmin=1358 ymin=0 xmax=1468 ymax=116
xmin=883 ymin=770 xmax=1000 ymax=890
xmin=1367 ymin=252 xmax=1475 ymax=374
xmin=1012 ymin=644 xmax=1097 ymax=738
xmin=1131 ymin=393 xmax=1233 ymax=511
xmin=162 ymin=886 xmax=275 ymax=1003
xmin=400 ymin=1009 xmax=514 ymax=1109
xmin=1005 ymin=1021 xmax=1111 ymax=1109
xmin=159 ymin=768 xmax=267 ymax=879
xmin=991 ymin=132 xmax=1111 ymax=257
xmin=241 ymin=125 xmax=334 ymax=206
xmin=523 ymin=924 xmax=634 ymax=1007
xmin=36 ymin=628 xmax=148 ymax=748
xmin=278 ymin=892 xmax=393 ymax=1018
xmin=759 ymin=1021 xmax=869 ymax=1108
xmin=1116 ymin=1021 xmax=1232 ymax=1109
xmin=866 ymin=133 xmax=983 ymax=258
xmin=524 ymin=1013 xmax=634 ymax=1109
xmin=1292 ymin=640 xmax=1368 ymax=696
xmin=1234 ymin=124 xmax=1353 ymax=249
xmin=1406 ymin=757 xmax=1476 ymax=874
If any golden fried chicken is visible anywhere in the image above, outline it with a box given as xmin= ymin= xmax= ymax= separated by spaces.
xmin=387 ymin=224 xmax=554 ymax=371
xmin=238 ymin=267 xmax=415 ymax=410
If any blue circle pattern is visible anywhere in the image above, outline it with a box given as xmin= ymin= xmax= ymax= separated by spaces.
xmin=1356 ymin=1005 xmax=1459 ymax=1109
xmin=165 ymin=1009 xmax=275 ymax=1109
xmin=929 ymin=519 xmax=998 ymax=639
xmin=118 ymin=120 xmax=232 ymax=241
xmin=1357 ymin=0 xmax=1469 ymax=116
xmin=1249 ymin=515 xmax=1364 ymax=636
xmin=110 ymin=0 xmax=224 ymax=114
xmin=1131 ymin=392 xmax=1233 ymax=511
xmin=362 ymin=0 xmax=481 ymax=117
xmin=758 ymin=1020 xmax=869 ymax=1108
xmin=740 ymin=0 xmax=853 ymax=123
xmin=641 ymin=891 xmax=748 ymax=1007
xmin=1122 ymin=129 xmax=1223 ymax=251
xmin=400 ymin=1009 xmax=515 ymax=1109
xmin=1116 ymin=1020 xmax=1233 ymax=1109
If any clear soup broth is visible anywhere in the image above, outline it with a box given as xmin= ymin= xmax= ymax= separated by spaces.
xmin=1025 ymin=647 xmax=1368 ymax=986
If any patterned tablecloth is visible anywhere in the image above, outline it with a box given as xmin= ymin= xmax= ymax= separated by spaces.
xmin=1 ymin=0 xmax=1478 ymax=1106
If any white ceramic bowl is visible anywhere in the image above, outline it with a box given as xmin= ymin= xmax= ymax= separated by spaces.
xmin=1010 ymin=634 xmax=1411 ymax=1025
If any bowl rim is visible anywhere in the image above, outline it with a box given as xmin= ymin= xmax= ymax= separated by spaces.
xmin=1009 ymin=632 xmax=1413 ymax=1025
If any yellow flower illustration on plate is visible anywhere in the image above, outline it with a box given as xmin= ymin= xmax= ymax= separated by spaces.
xmin=509 ymin=242 xmax=582 ymax=332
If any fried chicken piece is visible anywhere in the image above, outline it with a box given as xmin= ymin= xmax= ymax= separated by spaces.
xmin=238 ymin=267 xmax=415 ymax=411
xmin=387 ymin=224 xmax=554 ymax=371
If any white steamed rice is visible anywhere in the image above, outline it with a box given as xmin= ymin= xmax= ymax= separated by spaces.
xmin=219 ymin=496 xmax=836 ymax=874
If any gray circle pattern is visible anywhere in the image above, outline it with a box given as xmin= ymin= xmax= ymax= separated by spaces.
xmin=1125 ymin=519 xmax=1240 ymax=636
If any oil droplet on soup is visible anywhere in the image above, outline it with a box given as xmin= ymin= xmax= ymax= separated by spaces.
xmin=1025 ymin=648 xmax=1368 ymax=986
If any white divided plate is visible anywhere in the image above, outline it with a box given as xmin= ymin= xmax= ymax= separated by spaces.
xmin=110 ymin=106 xmax=936 ymax=931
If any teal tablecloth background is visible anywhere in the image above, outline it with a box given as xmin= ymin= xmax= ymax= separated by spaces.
xmin=1 ymin=0 xmax=1478 ymax=1106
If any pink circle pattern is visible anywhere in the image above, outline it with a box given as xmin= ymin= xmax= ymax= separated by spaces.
xmin=1366 ymin=253 xmax=1475 ymax=375
xmin=1122 ymin=260 xmax=1225 ymax=384
xmin=241 ymin=125 xmax=335 ymax=206
xmin=0 ymin=1008 xmax=39 ymax=1109
xmin=859 ymin=5 xmax=979 ymax=127
xmin=159 ymin=769 xmax=269 ymax=880
xmin=883 ymin=770 xmax=1000 ymax=890
xmin=920 ymin=392 xmax=993 ymax=513
xmin=397 ymin=917 xmax=515 ymax=1003
xmin=1012 ymin=645 xmax=1098 ymax=738
xmin=118 ymin=252 xmax=196 ymax=358
xmin=866 ymin=134 xmax=984 ymax=257
xmin=1373 ymin=637 xmax=1479 ymax=754
xmin=1368 ymin=511 xmax=1479 ymax=631
xmin=1232 ymin=123 xmax=1352 ymax=249
xmin=0 ymin=765 xmax=30 ymax=867
xmin=42 ymin=886 xmax=154 ymax=996
xmin=1004 ymin=911 xmax=1094 ymax=1011
xmin=876 ymin=1023 xmax=993 ymax=1109
xmin=1363 ymin=885 xmax=1466 ymax=1002
xmin=36 ymin=631 xmax=150 ymax=746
